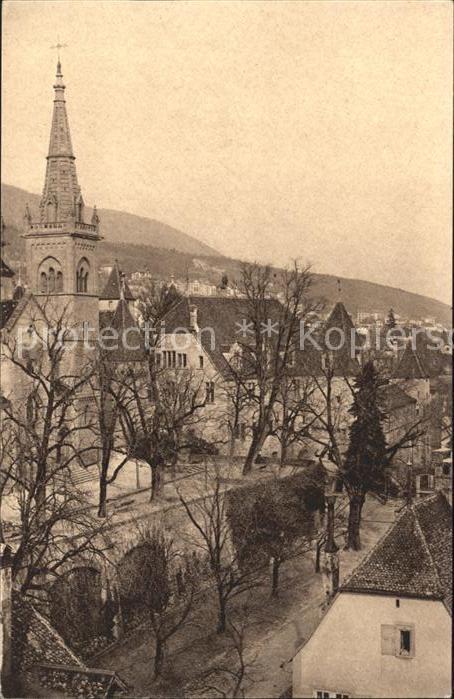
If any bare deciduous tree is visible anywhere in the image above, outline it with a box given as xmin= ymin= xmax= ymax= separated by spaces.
xmin=225 ymin=261 xmax=318 ymax=475
xmin=0 ymin=301 xmax=110 ymax=597
xmin=179 ymin=476 xmax=262 ymax=633
xmin=185 ymin=603 xmax=259 ymax=698
xmin=117 ymin=525 xmax=195 ymax=679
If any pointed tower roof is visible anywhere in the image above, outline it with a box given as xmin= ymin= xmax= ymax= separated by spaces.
xmin=37 ymin=60 xmax=83 ymax=224
xmin=322 ymin=301 xmax=362 ymax=376
xmin=23 ymin=62 xmax=98 ymax=239
xmin=325 ymin=301 xmax=355 ymax=334
xmin=100 ymin=261 xmax=135 ymax=301
xmin=393 ymin=343 xmax=429 ymax=379
xmin=99 ymin=299 xmax=146 ymax=363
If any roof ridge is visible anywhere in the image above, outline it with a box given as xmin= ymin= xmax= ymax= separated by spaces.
xmin=412 ymin=502 xmax=444 ymax=598
xmin=1 ymin=290 xmax=34 ymax=333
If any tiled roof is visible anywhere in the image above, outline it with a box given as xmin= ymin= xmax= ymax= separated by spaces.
xmin=342 ymin=492 xmax=452 ymax=611
xmin=98 ymin=301 xmax=146 ymax=363
xmin=163 ymin=297 xmax=360 ymax=378
xmin=393 ymin=344 xmax=429 ymax=379
xmin=100 ymin=262 xmax=135 ymax=301
xmin=382 ymin=383 xmax=416 ymax=411
xmin=163 ymin=295 xmax=283 ymax=376
xmin=163 ymin=295 xmax=280 ymax=346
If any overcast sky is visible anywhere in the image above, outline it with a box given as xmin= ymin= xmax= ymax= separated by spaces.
xmin=2 ymin=0 xmax=452 ymax=304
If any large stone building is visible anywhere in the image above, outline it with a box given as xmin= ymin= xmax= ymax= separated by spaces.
xmin=23 ymin=60 xmax=101 ymax=342
xmin=0 ymin=61 xmax=145 ymax=398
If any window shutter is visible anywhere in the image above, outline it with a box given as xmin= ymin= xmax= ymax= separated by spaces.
xmin=381 ymin=624 xmax=396 ymax=655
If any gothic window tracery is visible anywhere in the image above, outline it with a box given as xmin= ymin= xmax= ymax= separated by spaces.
xmin=48 ymin=267 xmax=56 ymax=293
xmin=56 ymin=271 xmax=63 ymax=292
xmin=76 ymin=257 xmax=90 ymax=293
xmin=38 ymin=257 xmax=63 ymax=294
xmin=40 ymin=271 xmax=48 ymax=293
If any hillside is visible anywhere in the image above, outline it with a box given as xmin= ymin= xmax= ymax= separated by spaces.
xmin=1 ymin=183 xmax=219 ymax=257
xmin=1 ymin=183 xmax=451 ymax=326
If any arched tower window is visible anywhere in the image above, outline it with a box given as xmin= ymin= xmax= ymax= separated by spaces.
xmin=37 ymin=257 xmax=63 ymax=295
xmin=48 ymin=267 xmax=55 ymax=293
xmin=56 ymin=271 xmax=63 ymax=292
xmin=40 ymin=271 xmax=48 ymax=294
xmin=76 ymin=257 xmax=90 ymax=293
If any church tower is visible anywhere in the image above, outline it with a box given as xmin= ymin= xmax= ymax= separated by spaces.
xmin=23 ymin=60 xmax=101 ymax=333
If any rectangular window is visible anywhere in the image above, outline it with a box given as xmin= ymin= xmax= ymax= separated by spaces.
xmin=399 ymin=629 xmax=411 ymax=655
xmin=205 ymin=381 xmax=215 ymax=404
xmin=199 ymin=355 xmax=204 ymax=369
xmin=155 ymin=352 xmax=161 ymax=367
xmin=397 ymin=625 xmax=414 ymax=657
xmin=314 ymin=692 xmax=349 ymax=699
xmin=177 ymin=353 xmax=187 ymax=368
xmin=163 ymin=350 xmax=177 ymax=368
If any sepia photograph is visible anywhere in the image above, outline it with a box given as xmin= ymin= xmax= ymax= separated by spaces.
xmin=0 ymin=1 xmax=452 ymax=698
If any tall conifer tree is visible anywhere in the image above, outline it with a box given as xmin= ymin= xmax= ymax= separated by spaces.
xmin=343 ymin=361 xmax=388 ymax=550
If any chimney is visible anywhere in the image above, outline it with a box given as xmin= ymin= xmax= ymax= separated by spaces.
xmin=189 ymin=304 xmax=199 ymax=334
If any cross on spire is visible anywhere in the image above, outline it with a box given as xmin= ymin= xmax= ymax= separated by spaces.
xmin=51 ymin=40 xmax=67 ymax=62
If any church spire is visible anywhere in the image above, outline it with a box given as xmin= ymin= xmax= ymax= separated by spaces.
xmin=38 ymin=60 xmax=83 ymax=225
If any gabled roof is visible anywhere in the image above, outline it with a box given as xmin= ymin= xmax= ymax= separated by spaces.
xmin=162 ymin=295 xmax=283 ymax=376
xmin=342 ymin=492 xmax=452 ymax=611
xmin=163 ymin=296 xmax=361 ymax=378
xmin=382 ymin=383 xmax=416 ymax=411
xmin=100 ymin=262 xmax=135 ymax=301
xmin=0 ymin=291 xmax=35 ymax=333
xmin=393 ymin=343 xmax=429 ymax=379
xmin=163 ymin=295 xmax=278 ymax=347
